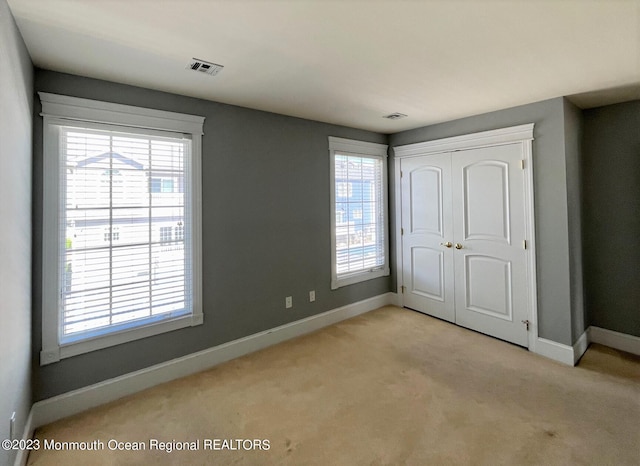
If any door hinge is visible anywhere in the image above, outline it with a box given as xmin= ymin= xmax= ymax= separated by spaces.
xmin=401 ymin=228 xmax=404 ymax=235
xmin=401 ymin=285 xmax=406 ymax=294
xmin=521 ymin=319 xmax=530 ymax=330
xmin=400 ymin=170 xmax=403 ymax=178
xmin=523 ymin=239 xmax=527 ymax=250
xmin=520 ymin=159 xmax=525 ymax=169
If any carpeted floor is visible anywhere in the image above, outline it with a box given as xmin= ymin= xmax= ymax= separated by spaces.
xmin=27 ymin=306 xmax=640 ymax=465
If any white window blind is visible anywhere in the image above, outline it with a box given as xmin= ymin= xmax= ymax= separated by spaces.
xmin=39 ymin=92 xmax=204 ymax=365
xmin=329 ymin=137 xmax=389 ymax=289
xmin=60 ymin=127 xmax=191 ymax=344
xmin=334 ymin=154 xmax=385 ymax=274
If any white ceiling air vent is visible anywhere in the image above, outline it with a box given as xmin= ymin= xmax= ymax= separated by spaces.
xmin=383 ymin=112 xmax=408 ymax=120
xmin=186 ymin=58 xmax=224 ymax=76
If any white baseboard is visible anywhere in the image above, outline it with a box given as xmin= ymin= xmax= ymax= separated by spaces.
xmin=30 ymin=292 xmax=396 ymax=431
xmin=572 ymin=328 xmax=590 ymax=364
xmin=589 ymin=326 xmax=640 ymax=356
xmin=534 ymin=337 xmax=575 ymax=366
xmin=534 ymin=326 xmax=639 ymax=367
xmin=14 ymin=409 xmax=34 ymax=466
xmin=388 ymin=292 xmax=402 ymax=307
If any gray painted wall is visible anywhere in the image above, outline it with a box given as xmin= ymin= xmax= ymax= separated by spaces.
xmin=389 ymin=98 xmax=576 ymax=345
xmin=0 ymin=1 xmax=33 ymax=464
xmin=582 ymin=101 xmax=640 ymax=337
xmin=32 ymin=70 xmax=391 ymax=401
xmin=562 ymin=99 xmax=586 ymax=342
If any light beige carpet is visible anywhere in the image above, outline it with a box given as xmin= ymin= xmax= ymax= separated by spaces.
xmin=28 ymin=306 xmax=639 ymax=465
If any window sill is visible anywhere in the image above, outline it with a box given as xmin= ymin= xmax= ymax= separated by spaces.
xmin=331 ymin=267 xmax=390 ymax=290
xmin=40 ymin=313 xmax=203 ymax=365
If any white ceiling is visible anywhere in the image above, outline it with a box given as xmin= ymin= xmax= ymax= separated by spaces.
xmin=8 ymin=0 xmax=640 ymax=133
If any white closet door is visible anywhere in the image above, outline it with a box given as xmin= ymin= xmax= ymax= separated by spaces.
xmin=451 ymin=143 xmax=529 ymax=346
xmin=401 ymin=154 xmax=455 ymax=322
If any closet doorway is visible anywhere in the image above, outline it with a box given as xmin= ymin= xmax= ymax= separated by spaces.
xmin=394 ymin=125 xmax=537 ymax=348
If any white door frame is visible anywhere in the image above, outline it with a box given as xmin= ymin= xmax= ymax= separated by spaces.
xmin=393 ymin=124 xmax=539 ymax=351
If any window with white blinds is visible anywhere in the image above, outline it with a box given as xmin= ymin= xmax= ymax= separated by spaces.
xmin=40 ymin=93 xmax=204 ymax=364
xmin=329 ymin=137 xmax=389 ymax=289
xmin=60 ymin=127 xmax=190 ymax=343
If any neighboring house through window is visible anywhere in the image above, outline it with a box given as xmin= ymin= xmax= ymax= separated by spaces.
xmin=329 ymin=137 xmax=389 ymax=289
xmin=39 ymin=92 xmax=204 ymax=364
xmin=175 ymin=223 xmax=184 ymax=242
xmin=160 ymin=226 xmax=173 ymax=244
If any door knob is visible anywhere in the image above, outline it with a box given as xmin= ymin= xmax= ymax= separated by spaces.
xmin=455 ymin=243 xmax=463 ymax=249
xmin=440 ymin=241 xmax=452 ymax=248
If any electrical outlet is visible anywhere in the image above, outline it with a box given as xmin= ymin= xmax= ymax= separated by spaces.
xmin=10 ymin=412 xmax=16 ymax=440
xmin=309 ymin=290 xmax=316 ymax=302
xmin=285 ymin=296 xmax=292 ymax=308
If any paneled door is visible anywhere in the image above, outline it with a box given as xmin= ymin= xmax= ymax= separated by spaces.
xmin=400 ymin=142 xmax=529 ymax=347
xmin=400 ymin=154 xmax=455 ymax=323
xmin=451 ymin=144 xmax=528 ymax=347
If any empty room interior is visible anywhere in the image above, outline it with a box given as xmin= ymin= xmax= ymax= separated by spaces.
xmin=1 ymin=0 xmax=639 ymax=465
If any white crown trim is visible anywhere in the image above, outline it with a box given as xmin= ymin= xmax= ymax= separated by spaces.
xmin=38 ymin=92 xmax=205 ymax=135
xmin=394 ymin=123 xmax=534 ymax=158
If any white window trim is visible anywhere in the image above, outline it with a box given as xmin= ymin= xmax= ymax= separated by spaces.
xmin=329 ymin=136 xmax=390 ymax=289
xmin=39 ymin=92 xmax=204 ymax=365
